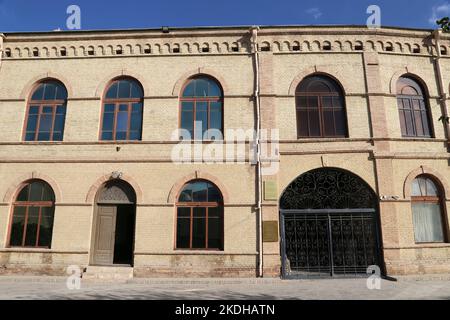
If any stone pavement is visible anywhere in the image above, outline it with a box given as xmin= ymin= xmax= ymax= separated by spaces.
xmin=0 ymin=275 xmax=449 ymax=300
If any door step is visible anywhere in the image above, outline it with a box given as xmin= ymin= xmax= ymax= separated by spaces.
xmin=83 ymin=266 xmax=134 ymax=281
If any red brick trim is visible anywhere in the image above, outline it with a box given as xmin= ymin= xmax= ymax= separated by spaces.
xmin=403 ymin=166 xmax=450 ymax=200
xmin=3 ymin=172 xmax=63 ymax=203
xmin=389 ymin=68 xmax=431 ymax=95
xmin=85 ymin=173 xmax=144 ymax=204
xmin=172 ymin=67 xmax=228 ymax=96
xmin=94 ymin=70 xmax=148 ymax=98
xmin=20 ymin=73 xmax=74 ymax=99
xmin=167 ymin=171 xmax=230 ymax=204
xmin=288 ymin=66 xmax=347 ymax=96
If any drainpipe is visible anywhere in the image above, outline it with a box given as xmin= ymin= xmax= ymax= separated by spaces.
xmin=250 ymin=26 xmax=264 ymax=278
xmin=432 ymin=29 xmax=450 ymax=149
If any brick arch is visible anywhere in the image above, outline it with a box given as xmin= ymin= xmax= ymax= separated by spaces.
xmin=86 ymin=173 xmax=143 ymax=204
xmin=167 ymin=171 xmax=230 ymax=204
xmin=94 ymin=70 xmax=148 ymax=98
xmin=20 ymin=73 xmax=74 ymax=100
xmin=172 ymin=67 xmax=228 ymax=97
xmin=403 ymin=166 xmax=450 ymax=200
xmin=3 ymin=172 xmax=63 ymax=203
xmin=288 ymin=66 xmax=347 ymax=96
xmin=389 ymin=68 xmax=431 ymax=96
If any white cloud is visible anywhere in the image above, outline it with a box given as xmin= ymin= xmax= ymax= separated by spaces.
xmin=429 ymin=2 xmax=450 ymax=25
xmin=306 ymin=7 xmax=323 ymax=20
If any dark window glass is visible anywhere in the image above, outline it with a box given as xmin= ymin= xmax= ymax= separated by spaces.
xmin=296 ymin=75 xmax=347 ymax=138
xmin=396 ymin=76 xmax=432 ymax=138
xmin=25 ymin=81 xmax=68 ymax=142
xmin=101 ymin=79 xmax=144 ymax=141
xmin=180 ymin=77 xmax=223 ymax=140
xmin=176 ymin=180 xmax=223 ymax=250
xmin=9 ymin=181 xmax=55 ymax=248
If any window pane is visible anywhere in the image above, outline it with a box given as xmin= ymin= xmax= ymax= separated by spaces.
xmin=183 ymin=82 xmax=195 ymax=97
xmin=192 ymin=216 xmax=206 ymax=248
xmin=39 ymin=114 xmax=53 ymax=133
xmin=31 ymin=85 xmax=45 ymax=100
xmin=10 ymin=207 xmax=26 ymax=246
xmin=102 ymin=132 xmax=113 ymax=141
xmin=102 ymin=113 xmax=114 ymax=132
xmin=322 ymin=109 xmax=335 ymax=136
xmin=17 ymin=186 xmax=29 ymax=202
xmin=176 ymin=217 xmax=190 ymax=249
xmin=130 ymin=82 xmax=143 ymax=98
xmin=426 ymin=179 xmax=439 ymax=197
xmin=118 ymin=81 xmax=131 ymax=98
xmin=37 ymin=132 xmax=51 ymax=141
xmin=412 ymin=203 xmax=444 ymax=243
xmin=104 ymin=104 xmax=115 ymax=113
xmin=29 ymin=106 xmax=40 ymax=115
xmin=106 ymin=83 xmax=118 ymax=99
xmin=55 ymin=86 xmax=68 ymax=100
xmin=39 ymin=207 xmax=54 ymax=248
xmin=24 ymin=207 xmax=39 ymax=247
xmin=208 ymin=206 xmax=221 ymax=218
xmin=411 ymin=179 xmax=422 ymax=196
xmin=210 ymin=102 xmax=222 ymax=132
xmin=208 ymin=217 xmax=221 ymax=249
xmin=209 ymin=81 xmax=221 ymax=97
xmin=54 ymin=114 xmax=65 ymax=132
xmin=195 ymin=102 xmax=208 ymax=140
xmin=193 ymin=207 xmax=206 ymax=218
xmin=414 ymin=110 xmax=424 ymax=136
xmin=181 ymin=102 xmax=194 ymax=138
xmin=115 ymin=132 xmax=127 ymax=141
xmin=43 ymin=83 xmax=57 ymax=100
xmin=421 ymin=110 xmax=431 ymax=137
xmin=195 ymin=79 xmax=209 ymax=97
xmin=192 ymin=182 xmax=208 ymax=202
xmin=132 ymin=103 xmax=142 ymax=113
xmin=297 ymin=110 xmax=309 ymax=137
xmin=29 ymin=182 xmax=44 ymax=201
xmin=334 ymin=110 xmax=347 ymax=137
xmin=178 ymin=207 xmax=191 ymax=218
xmin=308 ymin=109 xmax=321 ymax=137
xmin=207 ymin=184 xmax=221 ymax=202
xmin=116 ymin=111 xmax=129 ymax=132
xmin=26 ymin=115 xmax=38 ymax=132
xmin=130 ymin=111 xmax=143 ymax=132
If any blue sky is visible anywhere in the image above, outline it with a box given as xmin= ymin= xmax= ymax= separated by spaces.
xmin=0 ymin=0 xmax=449 ymax=32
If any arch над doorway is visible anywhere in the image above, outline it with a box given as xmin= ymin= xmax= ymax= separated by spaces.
xmin=279 ymin=168 xmax=383 ymax=279
xmin=91 ymin=179 xmax=137 ymax=266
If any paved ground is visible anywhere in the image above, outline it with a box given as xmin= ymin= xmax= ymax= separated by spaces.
xmin=0 ymin=275 xmax=449 ymax=300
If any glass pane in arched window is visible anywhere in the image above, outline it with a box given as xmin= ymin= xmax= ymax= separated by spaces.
xmin=397 ymin=76 xmax=432 ymax=138
xmin=101 ymin=79 xmax=144 ymax=141
xmin=9 ymin=181 xmax=55 ymax=248
xmin=180 ymin=77 xmax=223 ymax=140
xmin=176 ymin=180 xmax=223 ymax=250
xmin=25 ymin=81 xmax=68 ymax=142
xmin=296 ymin=75 xmax=347 ymax=138
xmin=411 ymin=176 xmax=445 ymax=243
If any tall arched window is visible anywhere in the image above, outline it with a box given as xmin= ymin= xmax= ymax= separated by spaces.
xmin=296 ymin=75 xmax=348 ymax=138
xmin=176 ymin=180 xmax=223 ymax=250
xmin=180 ymin=76 xmax=223 ymax=140
xmin=101 ymin=78 xmax=144 ymax=141
xmin=397 ymin=76 xmax=432 ymax=138
xmin=24 ymin=80 xmax=68 ymax=142
xmin=9 ymin=180 xmax=55 ymax=248
xmin=411 ymin=176 xmax=447 ymax=243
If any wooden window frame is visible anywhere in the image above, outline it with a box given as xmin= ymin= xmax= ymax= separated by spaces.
xmin=397 ymin=77 xmax=433 ymax=138
xmin=100 ymin=79 xmax=144 ymax=142
xmin=7 ymin=182 xmax=55 ymax=249
xmin=411 ymin=176 xmax=448 ymax=244
xmin=23 ymin=82 xmax=67 ymax=142
xmin=179 ymin=78 xmax=224 ymax=141
xmin=295 ymin=77 xmax=348 ymax=139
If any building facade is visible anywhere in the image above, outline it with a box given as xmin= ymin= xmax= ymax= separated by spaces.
xmin=0 ymin=25 xmax=449 ymax=278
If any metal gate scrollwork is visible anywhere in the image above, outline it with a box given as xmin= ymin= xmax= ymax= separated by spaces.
xmin=280 ymin=169 xmax=382 ymax=278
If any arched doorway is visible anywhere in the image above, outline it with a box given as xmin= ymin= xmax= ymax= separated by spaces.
xmin=91 ymin=180 xmax=136 ymax=266
xmin=280 ymin=168 xmax=382 ymax=278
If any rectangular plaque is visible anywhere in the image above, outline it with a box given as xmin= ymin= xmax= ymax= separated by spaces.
xmin=264 ymin=181 xmax=278 ymax=201
xmin=263 ymin=221 xmax=279 ymax=243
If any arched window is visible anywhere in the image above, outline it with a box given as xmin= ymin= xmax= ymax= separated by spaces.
xmin=24 ymin=80 xmax=68 ymax=142
xmin=296 ymin=75 xmax=348 ymax=138
xmin=180 ymin=76 xmax=223 ymax=140
xmin=101 ymin=78 xmax=144 ymax=141
xmin=411 ymin=176 xmax=447 ymax=243
xmin=9 ymin=180 xmax=55 ymax=248
xmin=397 ymin=76 xmax=432 ymax=138
xmin=176 ymin=180 xmax=223 ymax=250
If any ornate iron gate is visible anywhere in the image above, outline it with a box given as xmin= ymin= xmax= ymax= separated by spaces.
xmin=281 ymin=209 xmax=380 ymax=278
xmin=279 ymin=168 xmax=382 ymax=279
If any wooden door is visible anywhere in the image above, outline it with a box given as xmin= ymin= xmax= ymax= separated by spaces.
xmin=93 ymin=205 xmax=117 ymax=266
